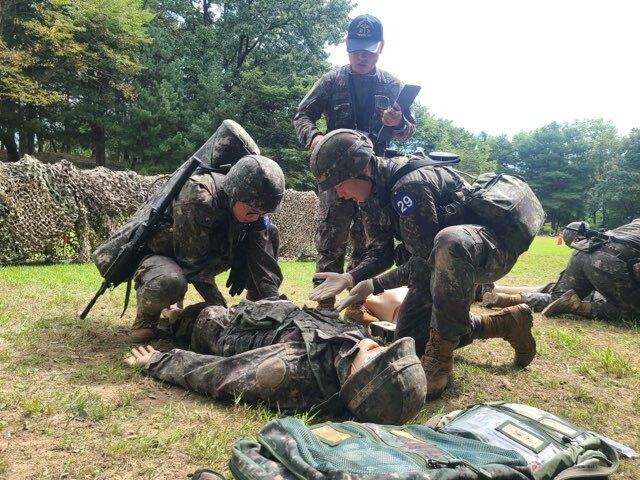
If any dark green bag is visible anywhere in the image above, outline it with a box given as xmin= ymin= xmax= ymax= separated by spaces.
xmin=464 ymin=173 xmax=545 ymax=255
xmin=228 ymin=416 xmax=534 ymax=479
xmin=428 ymin=402 xmax=628 ymax=480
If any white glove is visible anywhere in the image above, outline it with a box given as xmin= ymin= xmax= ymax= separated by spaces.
xmin=336 ymin=279 xmax=374 ymax=311
xmin=309 ymin=272 xmax=354 ymax=301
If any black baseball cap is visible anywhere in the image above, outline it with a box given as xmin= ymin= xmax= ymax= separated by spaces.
xmin=346 ymin=14 xmax=383 ymax=53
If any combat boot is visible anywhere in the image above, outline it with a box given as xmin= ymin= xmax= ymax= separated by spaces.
xmin=129 ymin=312 xmax=159 ymax=343
xmin=344 ymin=303 xmax=378 ymax=326
xmin=482 ymin=292 xmax=523 ymax=309
xmin=421 ymin=329 xmax=459 ymax=399
xmin=478 ymin=304 xmax=536 ymax=367
xmin=316 ymin=297 xmax=336 ymax=310
xmin=542 ymin=290 xmax=591 ymax=318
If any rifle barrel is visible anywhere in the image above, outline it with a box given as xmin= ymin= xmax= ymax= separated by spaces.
xmin=79 ymin=282 xmax=108 ymax=319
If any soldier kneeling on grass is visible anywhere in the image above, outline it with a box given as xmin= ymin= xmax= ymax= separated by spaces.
xmin=483 ymin=218 xmax=640 ymax=322
xmin=94 ymin=153 xmax=286 ymax=343
xmin=124 ymin=299 xmax=427 ymax=425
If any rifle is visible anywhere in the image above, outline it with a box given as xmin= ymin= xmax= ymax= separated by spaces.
xmin=564 ymin=223 xmax=640 ymax=252
xmin=80 ymin=120 xmax=261 ymax=319
xmin=79 ymin=157 xmax=205 ymax=319
xmin=375 ymin=84 xmax=421 ymax=145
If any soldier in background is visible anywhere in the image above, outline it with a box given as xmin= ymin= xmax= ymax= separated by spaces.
xmin=308 ymin=130 xmax=540 ymax=399
xmin=124 ymin=299 xmax=427 ymax=425
xmin=483 ymin=219 xmax=640 ymax=322
xmin=293 ymin=14 xmax=415 ymax=323
xmin=93 ymin=155 xmax=286 ymax=343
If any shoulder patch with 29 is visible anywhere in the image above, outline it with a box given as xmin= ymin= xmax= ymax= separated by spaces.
xmin=392 ymin=190 xmax=417 ymax=215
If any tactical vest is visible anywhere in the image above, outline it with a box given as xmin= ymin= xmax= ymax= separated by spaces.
xmin=429 ymin=402 xmax=631 ymax=479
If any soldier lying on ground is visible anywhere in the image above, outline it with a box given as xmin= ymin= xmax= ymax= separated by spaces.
xmin=482 ymin=219 xmax=640 ymax=322
xmin=124 ymin=299 xmax=427 ymax=424
xmin=93 ymin=148 xmax=286 ymax=343
xmin=308 ymin=130 xmax=544 ymax=399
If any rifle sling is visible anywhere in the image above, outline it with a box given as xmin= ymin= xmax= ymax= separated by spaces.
xmin=120 ymin=279 xmax=132 ymax=318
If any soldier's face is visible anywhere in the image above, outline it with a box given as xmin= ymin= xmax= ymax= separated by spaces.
xmin=348 ymin=49 xmax=380 ymax=74
xmin=232 ymin=201 xmax=264 ymax=223
xmin=350 ymin=339 xmax=386 ymax=376
xmin=335 ymin=178 xmax=372 ymax=203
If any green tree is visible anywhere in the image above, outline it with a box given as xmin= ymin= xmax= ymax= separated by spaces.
xmin=0 ymin=0 xmax=152 ymax=164
xmin=598 ymin=129 xmax=640 ymax=226
xmin=402 ymin=105 xmax=495 ymax=175
xmin=510 ymin=122 xmax=593 ymax=229
xmin=120 ymin=0 xmax=351 ymax=182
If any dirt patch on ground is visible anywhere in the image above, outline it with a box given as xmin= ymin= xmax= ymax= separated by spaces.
xmin=0 ymin=258 xmax=639 ymax=479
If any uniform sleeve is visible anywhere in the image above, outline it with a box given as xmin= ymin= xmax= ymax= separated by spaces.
xmin=391 ymin=110 xmax=416 ymax=141
xmin=347 ymin=198 xmax=395 ymax=284
xmin=171 ymin=177 xmax=217 ymax=276
xmin=387 ymin=77 xmax=417 ymax=142
xmin=245 ymin=220 xmax=283 ymax=299
xmin=375 ymin=182 xmax=439 ymax=290
xmin=145 ymin=344 xmax=324 ymax=411
xmin=293 ymin=73 xmax=332 ymax=148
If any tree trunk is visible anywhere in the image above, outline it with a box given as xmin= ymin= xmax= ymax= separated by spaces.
xmin=26 ymin=131 xmax=35 ymax=154
xmin=91 ymin=123 xmax=106 ymax=166
xmin=1 ymin=133 xmax=19 ymax=161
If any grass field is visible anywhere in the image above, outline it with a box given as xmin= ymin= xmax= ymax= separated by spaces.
xmin=0 ymin=237 xmax=638 ymax=479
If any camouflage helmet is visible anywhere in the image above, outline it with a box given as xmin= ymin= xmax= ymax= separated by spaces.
xmin=340 ymin=337 xmax=427 ymax=424
xmin=310 ymin=129 xmax=374 ymax=192
xmin=222 ymin=155 xmax=285 ymax=213
xmin=563 ymin=221 xmax=590 ymax=247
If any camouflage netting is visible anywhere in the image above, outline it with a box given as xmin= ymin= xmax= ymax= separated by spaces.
xmin=0 ymin=156 xmax=318 ymax=263
xmin=271 ymin=189 xmax=318 ymax=260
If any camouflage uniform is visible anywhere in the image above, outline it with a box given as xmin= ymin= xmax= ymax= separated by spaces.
xmin=147 ymin=300 xmax=368 ymax=413
xmin=521 ymin=219 xmax=640 ymax=320
xmin=293 ymin=65 xmax=415 ymax=280
xmin=349 ymin=157 xmax=524 ymax=355
xmin=97 ymin=169 xmax=283 ymax=327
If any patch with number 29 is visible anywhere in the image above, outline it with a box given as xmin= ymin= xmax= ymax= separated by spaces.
xmin=392 ymin=191 xmax=417 ymax=215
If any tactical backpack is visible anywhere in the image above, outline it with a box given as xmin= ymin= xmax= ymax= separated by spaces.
xmin=85 ymin=120 xmax=260 ymax=318
xmin=464 ymin=174 xmax=545 ymax=256
xmin=428 ymin=402 xmax=635 ymax=480
xmin=385 ymin=156 xmax=545 ymax=256
xmin=227 ymin=416 xmax=535 ymax=479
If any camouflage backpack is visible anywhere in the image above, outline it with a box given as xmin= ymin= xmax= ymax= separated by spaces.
xmin=228 ymin=416 xmax=533 ymax=479
xmin=463 ymin=173 xmax=545 ymax=256
xmin=428 ymin=402 xmax=634 ymax=480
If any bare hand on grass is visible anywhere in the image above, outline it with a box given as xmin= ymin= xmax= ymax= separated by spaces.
xmin=124 ymin=345 xmax=157 ymax=368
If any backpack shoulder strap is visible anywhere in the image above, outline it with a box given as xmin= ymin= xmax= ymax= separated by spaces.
xmin=383 ymin=153 xmax=461 ymax=203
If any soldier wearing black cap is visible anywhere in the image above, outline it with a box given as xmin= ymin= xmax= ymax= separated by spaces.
xmin=293 ymin=14 xmax=416 ymax=323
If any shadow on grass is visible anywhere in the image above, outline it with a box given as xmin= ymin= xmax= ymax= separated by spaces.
xmin=454 ymin=356 xmax=520 ymax=375
xmin=8 ymin=313 xmax=141 ymax=385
